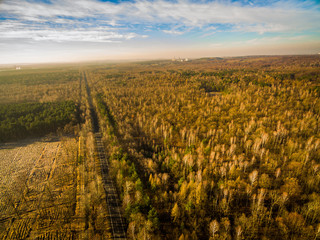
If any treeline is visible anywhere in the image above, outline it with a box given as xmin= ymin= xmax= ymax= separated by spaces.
xmin=88 ymin=56 xmax=320 ymax=239
xmin=0 ymin=101 xmax=80 ymax=142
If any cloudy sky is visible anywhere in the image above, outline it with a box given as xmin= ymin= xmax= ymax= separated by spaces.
xmin=0 ymin=0 xmax=319 ymax=64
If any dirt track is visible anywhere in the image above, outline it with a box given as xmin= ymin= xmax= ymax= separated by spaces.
xmin=83 ymin=71 xmax=127 ymax=239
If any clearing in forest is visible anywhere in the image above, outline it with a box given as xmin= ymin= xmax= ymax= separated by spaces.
xmin=0 ymin=137 xmax=78 ymax=239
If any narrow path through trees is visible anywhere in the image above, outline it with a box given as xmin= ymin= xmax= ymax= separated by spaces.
xmin=82 ymin=72 xmax=127 ymax=240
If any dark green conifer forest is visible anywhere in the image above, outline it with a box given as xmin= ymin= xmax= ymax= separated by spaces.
xmin=0 ymin=101 xmax=78 ymax=142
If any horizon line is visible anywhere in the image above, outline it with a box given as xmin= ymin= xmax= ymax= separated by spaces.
xmin=1 ymin=53 xmax=319 ymax=67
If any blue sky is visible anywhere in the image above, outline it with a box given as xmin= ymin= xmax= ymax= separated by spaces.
xmin=0 ymin=0 xmax=319 ymax=64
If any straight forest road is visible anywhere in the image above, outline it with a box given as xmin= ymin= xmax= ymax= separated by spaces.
xmin=82 ymin=71 xmax=127 ymax=240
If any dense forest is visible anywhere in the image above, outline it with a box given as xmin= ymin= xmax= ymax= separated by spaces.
xmin=0 ymin=66 xmax=82 ymax=142
xmin=0 ymin=101 xmax=79 ymax=142
xmin=85 ymin=55 xmax=320 ymax=239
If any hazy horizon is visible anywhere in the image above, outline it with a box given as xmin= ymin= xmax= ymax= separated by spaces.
xmin=1 ymin=0 xmax=320 ymax=64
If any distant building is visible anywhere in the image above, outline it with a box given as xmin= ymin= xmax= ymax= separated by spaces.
xmin=172 ymin=57 xmax=189 ymax=62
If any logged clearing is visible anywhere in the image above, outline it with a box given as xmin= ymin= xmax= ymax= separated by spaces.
xmin=0 ymin=137 xmax=77 ymax=239
xmin=0 ymin=135 xmax=112 ymax=240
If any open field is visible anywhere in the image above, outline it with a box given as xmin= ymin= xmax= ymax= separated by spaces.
xmin=0 ymin=67 xmax=80 ymax=104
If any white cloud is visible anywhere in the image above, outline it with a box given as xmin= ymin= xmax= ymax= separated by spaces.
xmin=1 ymin=0 xmax=319 ymax=32
xmin=0 ymin=27 xmax=137 ymax=43
xmin=0 ymin=0 xmax=319 ymax=54
xmin=162 ymin=29 xmax=185 ymax=35
xmin=244 ymin=35 xmax=309 ymax=45
xmin=0 ymin=18 xmax=137 ymax=42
